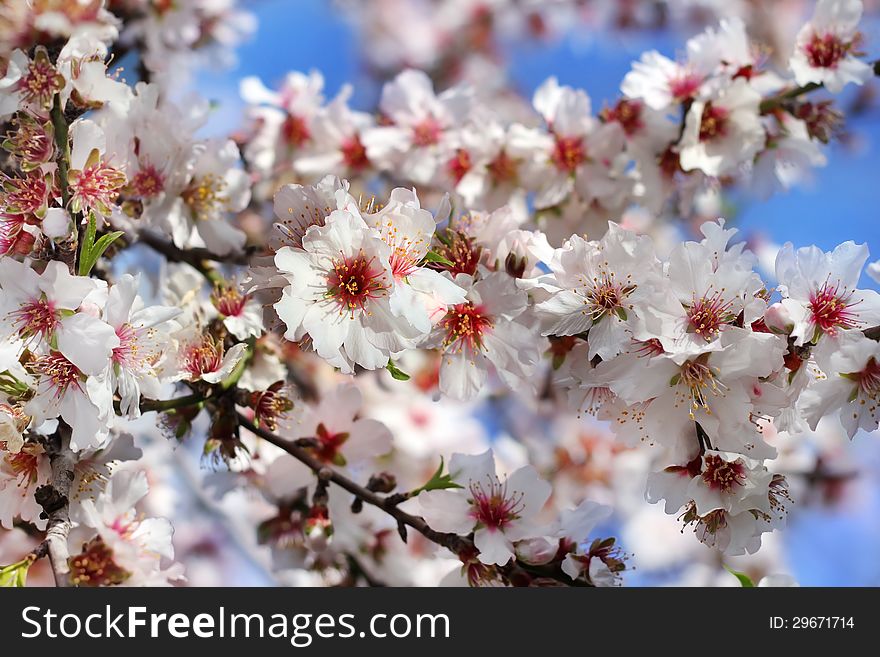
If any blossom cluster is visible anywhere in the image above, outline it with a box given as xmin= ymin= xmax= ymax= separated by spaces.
xmin=0 ymin=0 xmax=878 ymax=587
xmin=240 ymin=0 xmax=872 ymax=244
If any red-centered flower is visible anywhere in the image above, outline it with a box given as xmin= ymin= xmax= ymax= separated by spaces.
xmin=326 ymin=252 xmax=388 ymax=314
xmin=68 ymin=149 xmax=126 ymax=217
xmin=1 ymin=171 xmax=50 ymax=216
xmin=211 ymin=285 xmax=249 ymax=318
xmin=126 ymin=164 xmax=165 ymax=200
xmin=441 ymin=302 xmax=493 ymax=353
xmin=181 ymin=336 xmax=224 ymax=380
xmin=17 ymin=47 xmax=65 ymax=110
xmin=312 ymin=422 xmax=350 ymax=466
xmin=448 ymin=148 xmax=472 ymax=184
xmin=3 ymin=114 xmax=54 ymax=169
xmin=467 ymin=475 xmax=525 ymax=531
xmin=412 ymin=116 xmax=443 ymax=147
xmin=10 ymin=295 xmax=58 ymax=341
xmin=551 ymin=135 xmax=586 ymax=173
xmin=427 ymin=230 xmax=482 ymax=276
xmin=33 ymin=352 xmax=84 ymax=399
xmin=701 ymin=454 xmax=747 ymax=492
xmin=282 ymin=114 xmax=311 ymax=147
xmin=601 ymin=99 xmax=644 ymax=137
xmin=668 ymin=72 xmax=702 ymax=101
xmin=804 ymin=32 xmax=850 ymax=68
xmin=250 ymin=381 xmax=294 ymax=432
xmin=687 ymin=290 xmax=737 ymax=341
xmin=487 ymin=149 xmax=518 ymax=183
xmin=340 ymin=135 xmax=369 ymax=171
xmin=698 ymin=103 xmax=729 ymax=142
xmin=809 ymin=279 xmax=861 ymax=337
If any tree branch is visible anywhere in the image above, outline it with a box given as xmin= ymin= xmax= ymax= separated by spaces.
xmin=36 ymin=424 xmax=76 ymax=587
xmin=760 ymin=59 xmax=880 ymax=113
xmin=49 ymin=93 xmax=78 ymax=273
xmin=237 ymin=414 xmax=472 ymax=556
xmin=134 ymin=231 xmax=254 ymax=285
xmin=237 ymin=414 xmax=592 ymax=587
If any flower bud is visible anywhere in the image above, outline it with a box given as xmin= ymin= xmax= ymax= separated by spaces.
xmin=514 ymin=536 xmax=557 ymax=565
xmin=763 ymin=302 xmax=793 ymax=334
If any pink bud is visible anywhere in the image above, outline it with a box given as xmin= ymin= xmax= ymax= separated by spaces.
xmin=514 ymin=537 xmax=557 ymax=565
xmin=763 ymin=302 xmax=793 ymax=334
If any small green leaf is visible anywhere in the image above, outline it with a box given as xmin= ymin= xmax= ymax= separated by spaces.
xmin=724 ymin=565 xmax=755 ymax=587
xmin=77 ymin=214 xmax=98 ymax=276
xmin=421 ymin=250 xmax=454 ymax=267
xmin=386 ymin=361 xmax=410 ymax=381
xmin=413 ymin=457 xmax=463 ymax=495
xmin=79 ymin=227 xmax=124 ymax=276
xmin=0 ymin=558 xmax=32 ymax=587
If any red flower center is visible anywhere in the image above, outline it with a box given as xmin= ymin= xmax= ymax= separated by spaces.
xmin=698 ymin=103 xmax=729 ymax=142
xmin=701 ymin=454 xmax=747 ymax=492
xmin=551 ymin=135 xmax=586 ymax=173
xmin=2 ymin=171 xmax=49 ymax=215
xmin=669 ymin=72 xmax=702 ymax=101
xmin=427 ymin=231 xmax=482 ymax=276
xmin=181 ymin=337 xmax=224 ymax=379
xmin=69 ymin=155 xmax=126 ymax=217
xmin=468 ymin=476 xmax=524 ymax=531
xmin=441 ymin=302 xmax=493 ymax=353
xmin=341 ymin=135 xmax=369 ymax=171
xmin=805 ymin=32 xmax=849 ymax=69
xmin=128 ymin=165 xmax=165 ymax=200
xmin=18 ymin=54 xmax=64 ymax=108
xmin=12 ymin=296 xmax=58 ymax=341
xmin=35 ymin=352 xmax=83 ymax=398
xmin=448 ymin=148 xmax=472 ymax=184
xmin=487 ymin=150 xmax=518 ymax=183
xmin=584 ymin=270 xmax=635 ymax=321
xmin=313 ymin=422 xmax=349 ymax=465
xmin=327 ymin=253 xmax=388 ymax=313
xmin=212 ymin=285 xmax=249 ymax=318
xmin=687 ymin=291 xmax=736 ymax=341
xmin=602 ymin=99 xmax=644 ymax=137
xmin=412 ymin=117 xmax=443 ymax=147
xmin=282 ymin=114 xmax=311 ymax=147
xmin=809 ymin=280 xmax=861 ymax=337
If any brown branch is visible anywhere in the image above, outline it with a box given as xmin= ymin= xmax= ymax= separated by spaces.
xmin=760 ymin=59 xmax=880 ymax=113
xmin=237 ymin=414 xmax=591 ymax=587
xmin=135 ymin=230 xmax=254 ymax=271
xmin=237 ymin=414 xmax=472 ymax=555
xmin=35 ymin=424 xmax=76 ymax=587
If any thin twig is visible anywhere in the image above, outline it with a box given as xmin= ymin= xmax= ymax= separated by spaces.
xmin=237 ymin=414 xmax=473 ymax=556
xmin=760 ymin=59 xmax=880 ymax=113
xmin=135 ymin=230 xmax=253 ymax=283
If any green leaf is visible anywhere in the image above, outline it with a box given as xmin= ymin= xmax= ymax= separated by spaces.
xmin=78 ymin=213 xmax=124 ymax=276
xmin=385 ymin=361 xmax=411 ymax=381
xmin=77 ymin=214 xmax=97 ymax=276
xmin=724 ymin=565 xmax=755 ymax=587
xmin=0 ymin=558 xmax=32 ymax=587
xmin=413 ymin=457 xmax=463 ymax=495
xmin=421 ymin=250 xmax=454 ymax=267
